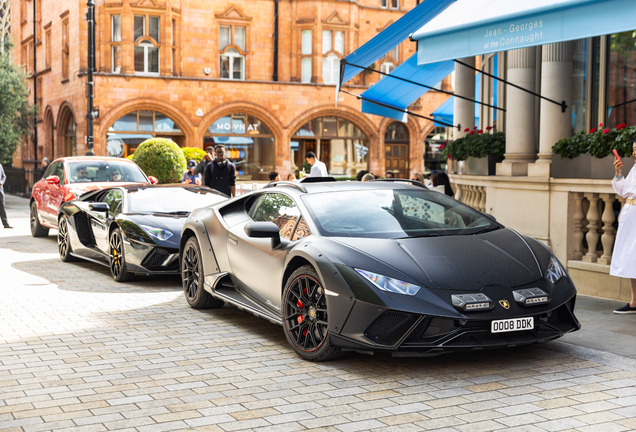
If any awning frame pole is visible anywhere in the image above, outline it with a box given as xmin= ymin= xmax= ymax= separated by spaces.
xmin=340 ymin=89 xmax=460 ymax=130
xmin=454 ymin=59 xmax=567 ymax=113
xmin=609 ymin=98 xmax=636 ymax=111
xmin=343 ymin=59 xmax=505 ymax=112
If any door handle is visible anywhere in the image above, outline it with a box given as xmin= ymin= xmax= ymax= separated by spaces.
xmin=228 ymin=235 xmax=238 ymax=246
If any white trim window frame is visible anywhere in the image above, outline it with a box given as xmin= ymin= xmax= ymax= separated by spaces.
xmin=134 ymin=40 xmax=160 ymax=76
xmin=220 ymin=48 xmax=244 ymax=80
xmin=301 ymin=29 xmax=312 ymax=83
xmin=111 ymin=14 xmax=121 ymax=73
xmin=322 ymin=53 xmax=340 ymax=84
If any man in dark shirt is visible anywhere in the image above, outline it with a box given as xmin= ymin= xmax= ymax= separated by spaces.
xmin=194 ymin=146 xmax=215 ymax=185
xmin=204 ymin=145 xmax=236 ymax=197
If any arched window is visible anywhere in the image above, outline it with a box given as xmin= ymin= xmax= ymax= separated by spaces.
xmin=203 ymin=113 xmax=275 ymax=180
xmin=220 ymin=48 xmax=244 ymax=80
xmin=135 ymin=40 xmax=159 ymax=75
xmin=380 ymin=61 xmax=395 ymax=75
xmin=292 ymin=117 xmax=368 ymax=177
xmin=107 ymin=110 xmax=184 ymax=157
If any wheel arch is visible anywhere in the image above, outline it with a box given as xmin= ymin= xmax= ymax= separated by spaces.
xmin=282 ymin=255 xmax=315 ymax=294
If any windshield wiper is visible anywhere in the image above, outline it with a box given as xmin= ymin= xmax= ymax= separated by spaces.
xmin=468 ymin=226 xmax=500 ymax=235
xmin=153 ymin=211 xmax=190 ymax=215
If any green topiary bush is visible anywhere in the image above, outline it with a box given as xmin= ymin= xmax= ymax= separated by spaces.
xmin=181 ymin=146 xmax=206 ymax=163
xmin=131 ymin=138 xmax=187 ymax=184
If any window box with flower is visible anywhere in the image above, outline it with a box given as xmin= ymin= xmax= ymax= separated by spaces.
xmin=551 ymin=123 xmax=636 ymax=179
xmin=442 ymin=127 xmax=505 ymax=176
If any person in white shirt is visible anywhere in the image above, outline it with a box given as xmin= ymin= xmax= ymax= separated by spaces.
xmin=305 ymin=151 xmax=328 ymax=177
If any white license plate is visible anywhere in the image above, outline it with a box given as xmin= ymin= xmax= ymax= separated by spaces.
xmin=491 ymin=317 xmax=534 ymax=333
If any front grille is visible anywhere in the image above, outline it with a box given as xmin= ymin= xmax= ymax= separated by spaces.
xmin=141 ymin=247 xmax=173 ymax=270
xmin=365 ymin=311 xmax=410 ymax=340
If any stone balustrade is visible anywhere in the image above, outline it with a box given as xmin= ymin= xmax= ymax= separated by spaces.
xmin=453 ymin=182 xmax=487 ymax=213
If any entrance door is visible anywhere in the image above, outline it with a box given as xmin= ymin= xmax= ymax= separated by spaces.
xmin=385 ymin=144 xmax=409 ymax=178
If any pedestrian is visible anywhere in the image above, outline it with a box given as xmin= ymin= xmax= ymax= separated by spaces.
xmin=268 ymin=171 xmax=280 ymax=183
xmin=194 ymin=146 xmax=215 ymax=185
xmin=356 ymin=170 xmax=369 ymax=181
xmin=361 ymin=173 xmax=375 ymax=182
xmin=304 ymin=151 xmax=328 ymax=177
xmin=40 ymin=157 xmax=49 ymax=179
xmin=204 ymin=145 xmax=236 ymax=197
xmin=610 ymin=142 xmax=636 ymax=314
xmin=431 ymin=172 xmax=454 ymax=196
xmin=385 ymin=170 xmax=395 ymax=179
xmin=0 ymin=163 xmax=12 ymax=229
xmin=287 ymin=173 xmax=296 ymax=181
xmin=182 ymin=160 xmax=201 ymax=185
xmin=410 ymin=171 xmax=425 ymax=184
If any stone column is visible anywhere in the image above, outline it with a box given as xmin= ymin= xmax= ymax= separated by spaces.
xmin=453 ymin=57 xmax=475 ymax=139
xmin=528 ymin=42 xmax=573 ymax=177
xmin=497 ymin=47 xmax=537 ymax=176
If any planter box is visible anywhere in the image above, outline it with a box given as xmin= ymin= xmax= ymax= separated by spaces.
xmin=449 ymin=155 xmax=500 ymax=176
xmin=552 ymin=154 xmax=635 ymax=179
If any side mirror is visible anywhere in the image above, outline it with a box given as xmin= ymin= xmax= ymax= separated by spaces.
xmin=45 ymin=175 xmax=60 ymax=186
xmin=244 ymin=221 xmax=281 ymax=249
xmin=89 ymin=202 xmax=110 ymax=213
xmin=148 ymin=176 xmax=158 ymax=185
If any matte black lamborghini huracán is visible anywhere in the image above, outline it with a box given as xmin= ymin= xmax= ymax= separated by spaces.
xmin=57 ymin=185 xmax=227 ymax=281
xmin=179 ymin=179 xmax=580 ymax=361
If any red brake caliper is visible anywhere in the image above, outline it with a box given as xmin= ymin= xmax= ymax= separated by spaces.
xmin=297 ymin=286 xmax=309 ymax=335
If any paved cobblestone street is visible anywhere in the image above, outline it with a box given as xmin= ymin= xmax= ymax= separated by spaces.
xmin=2 ymin=195 xmax=636 ymax=432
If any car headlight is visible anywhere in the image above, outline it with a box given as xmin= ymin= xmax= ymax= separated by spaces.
xmin=140 ymin=225 xmax=173 ymax=241
xmin=545 ymin=256 xmax=566 ymax=283
xmin=355 ymin=269 xmax=421 ymax=296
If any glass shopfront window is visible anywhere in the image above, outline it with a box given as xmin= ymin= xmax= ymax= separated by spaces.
xmin=204 ymin=113 xmax=275 ymax=181
xmin=292 ymin=117 xmax=368 ymax=178
xmin=106 ymin=110 xmax=184 ymax=157
xmin=607 ymin=31 xmax=636 ymax=129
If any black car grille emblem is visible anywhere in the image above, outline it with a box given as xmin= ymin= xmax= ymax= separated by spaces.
xmin=499 ymin=300 xmax=510 ymax=309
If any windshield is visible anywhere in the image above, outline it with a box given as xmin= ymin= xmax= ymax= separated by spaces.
xmin=68 ymin=161 xmax=148 ymax=184
xmin=301 ymin=189 xmax=500 ymax=239
xmin=128 ymin=187 xmax=225 ymax=214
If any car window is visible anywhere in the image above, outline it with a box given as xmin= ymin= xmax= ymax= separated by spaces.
xmin=101 ymin=189 xmax=123 ymax=215
xmin=43 ymin=162 xmax=57 ymax=179
xmin=53 ymin=163 xmax=66 ymax=184
xmin=292 ymin=216 xmax=311 ymax=241
xmin=251 ymin=193 xmax=302 ymax=241
xmin=68 ymin=161 xmax=147 ymax=184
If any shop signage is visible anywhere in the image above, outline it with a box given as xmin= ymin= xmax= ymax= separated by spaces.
xmin=213 ymin=121 xmax=260 ymax=134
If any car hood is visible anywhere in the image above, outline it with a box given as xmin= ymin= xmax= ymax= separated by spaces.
xmin=330 ymin=228 xmax=545 ymax=291
xmin=121 ymin=213 xmax=188 ymax=248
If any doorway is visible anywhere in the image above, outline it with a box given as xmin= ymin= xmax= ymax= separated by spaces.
xmin=384 ymin=122 xmax=410 ymax=178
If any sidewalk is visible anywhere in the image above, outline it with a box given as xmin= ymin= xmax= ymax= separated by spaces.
xmin=4 ymin=192 xmax=636 ymax=363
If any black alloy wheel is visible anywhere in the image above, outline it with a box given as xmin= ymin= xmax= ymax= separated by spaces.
xmin=182 ymin=236 xmax=224 ymax=309
xmin=57 ymin=217 xmax=77 ymax=262
xmin=109 ymin=228 xmax=134 ymax=282
xmin=282 ymin=265 xmax=342 ymax=361
xmin=30 ymin=202 xmax=49 ymax=237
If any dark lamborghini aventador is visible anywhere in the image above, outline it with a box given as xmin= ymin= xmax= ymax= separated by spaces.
xmin=179 ymin=179 xmax=580 ymax=361
xmin=57 ymin=185 xmax=227 ymax=281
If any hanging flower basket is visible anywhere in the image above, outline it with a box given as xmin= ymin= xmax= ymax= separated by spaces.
xmin=552 ymin=123 xmax=636 ymax=159
xmin=441 ymin=129 xmax=505 ymax=161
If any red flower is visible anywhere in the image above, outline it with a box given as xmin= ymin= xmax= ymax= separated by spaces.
xmin=589 ymin=128 xmax=596 ymax=133
xmin=439 ymin=144 xmax=445 ymax=150
xmin=603 ymin=128 xmax=610 ymax=134
xmin=617 ymin=123 xmax=627 ymax=131
xmin=464 ymin=128 xmax=470 ymax=132
xmin=477 ymin=130 xmax=483 ymax=134
xmin=473 ymin=126 xmax=478 ymax=130
xmin=469 ymin=131 xmax=475 ymax=135
xmin=599 ymin=123 xmax=604 ymax=128
xmin=486 ymin=126 xmax=493 ymax=131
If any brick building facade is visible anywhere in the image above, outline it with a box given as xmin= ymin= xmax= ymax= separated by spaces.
xmin=12 ymin=0 xmax=450 ymax=181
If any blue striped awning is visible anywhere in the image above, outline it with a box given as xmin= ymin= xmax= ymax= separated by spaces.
xmin=412 ymin=0 xmax=636 ymax=65
xmin=360 ymin=57 xmax=454 ymax=122
xmin=336 ymin=0 xmax=455 ymax=97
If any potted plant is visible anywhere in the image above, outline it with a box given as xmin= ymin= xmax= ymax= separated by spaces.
xmin=442 ymin=127 xmax=505 ymax=175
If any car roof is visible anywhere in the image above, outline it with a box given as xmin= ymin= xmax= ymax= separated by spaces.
xmin=265 ymin=179 xmax=429 ymax=194
xmin=56 ymin=156 xmax=137 ymax=164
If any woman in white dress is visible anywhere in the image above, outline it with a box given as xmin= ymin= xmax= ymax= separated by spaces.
xmin=611 ymin=141 xmax=636 ymax=314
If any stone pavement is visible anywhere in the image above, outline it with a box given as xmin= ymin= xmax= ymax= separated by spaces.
xmin=1 ymin=194 xmax=636 ymax=432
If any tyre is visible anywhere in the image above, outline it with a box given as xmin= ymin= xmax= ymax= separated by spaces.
xmin=182 ymin=236 xmax=224 ymax=309
xmin=57 ymin=216 xmax=78 ymax=262
xmin=109 ymin=228 xmax=135 ymax=282
xmin=30 ymin=202 xmax=49 ymax=237
xmin=282 ymin=265 xmax=342 ymax=361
